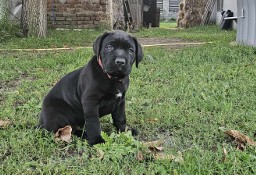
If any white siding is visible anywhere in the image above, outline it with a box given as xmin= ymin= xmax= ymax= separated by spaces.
xmin=236 ymin=0 xmax=256 ymax=46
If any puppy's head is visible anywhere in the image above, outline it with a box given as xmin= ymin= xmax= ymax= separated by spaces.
xmin=93 ymin=30 xmax=143 ymax=79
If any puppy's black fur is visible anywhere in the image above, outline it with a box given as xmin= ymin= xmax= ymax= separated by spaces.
xmin=39 ymin=30 xmax=143 ymax=145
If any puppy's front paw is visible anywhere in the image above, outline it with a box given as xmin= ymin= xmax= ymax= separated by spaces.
xmin=130 ymin=128 xmax=138 ymax=136
xmin=89 ymin=136 xmax=105 ymax=146
xmin=126 ymin=127 xmax=138 ymax=136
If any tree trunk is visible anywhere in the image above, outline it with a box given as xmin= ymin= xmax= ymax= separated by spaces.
xmin=21 ymin=0 xmax=47 ymax=37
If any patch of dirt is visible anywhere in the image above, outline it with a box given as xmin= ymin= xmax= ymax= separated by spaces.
xmin=138 ymin=38 xmax=204 ymax=50
xmin=138 ymin=38 xmax=184 ymax=45
xmin=0 ymin=80 xmax=20 ymax=104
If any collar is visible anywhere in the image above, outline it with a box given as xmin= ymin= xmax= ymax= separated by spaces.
xmin=97 ymin=55 xmax=112 ymax=79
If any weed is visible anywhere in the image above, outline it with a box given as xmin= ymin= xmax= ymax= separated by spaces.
xmin=0 ymin=18 xmax=20 ymax=43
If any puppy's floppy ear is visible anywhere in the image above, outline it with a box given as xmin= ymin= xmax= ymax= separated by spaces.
xmin=93 ymin=31 xmax=111 ymax=58
xmin=132 ymin=37 xmax=143 ymax=68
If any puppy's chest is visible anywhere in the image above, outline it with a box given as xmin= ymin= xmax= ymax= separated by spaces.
xmin=100 ymin=91 xmax=123 ymax=107
xmin=99 ymin=92 xmax=123 ymax=116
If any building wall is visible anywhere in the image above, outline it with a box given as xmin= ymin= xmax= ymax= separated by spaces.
xmin=47 ymin=0 xmax=110 ymax=29
xmin=47 ymin=0 xmax=142 ymax=29
xmin=157 ymin=0 xmax=179 ymax=20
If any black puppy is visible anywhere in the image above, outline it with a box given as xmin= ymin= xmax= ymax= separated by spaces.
xmin=39 ymin=30 xmax=143 ymax=145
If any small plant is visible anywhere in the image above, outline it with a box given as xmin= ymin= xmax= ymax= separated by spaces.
xmin=95 ymin=21 xmax=112 ymax=31
xmin=93 ymin=131 xmax=144 ymax=161
xmin=0 ymin=17 xmax=20 ymax=43
xmin=0 ymin=2 xmax=20 ymax=43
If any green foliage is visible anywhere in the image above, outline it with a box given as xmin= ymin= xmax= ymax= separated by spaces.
xmin=95 ymin=21 xmax=112 ymax=31
xmin=159 ymin=21 xmax=177 ymax=28
xmin=94 ymin=131 xmax=143 ymax=161
xmin=136 ymin=24 xmax=236 ymax=42
xmin=1 ymin=24 xmax=256 ymax=174
xmin=0 ymin=17 xmax=20 ymax=43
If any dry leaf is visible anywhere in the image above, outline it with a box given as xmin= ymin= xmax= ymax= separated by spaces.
xmin=143 ymin=140 xmax=164 ymax=147
xmin=153 ymin=151 xmax=183 ymax=163
xmin=54 ymin=125 xmax=72 ymax=143
xmin=174 ymin=151 xmax=184 ymax=163
xmin=149 ymin=146 xmax=164 ymax=152
xmin=143 ymin=140 xmax=165 ymax=153
xmin=153 ymin=153 xmax=175 ymax=160
xmin=0 ymin=120 xmax=12 ymax=128
xmin=144 ymin=140 xmax=183 ymax=163
xmin=236 ymin=143 xmax=245 ymax=151
xmin=224 ymin=130 xmax=256 ymax=146
xmin=136 ymin=151 xmax=144 ymax=161
xmin=155 ymin=146 xmax=164 ymax=151
xmin=97 ymin=149 xmax=105 ymax=160
xmin=146 ymin=118 xmax=159 ymax=123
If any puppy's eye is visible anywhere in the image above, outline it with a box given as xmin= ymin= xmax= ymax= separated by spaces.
xmin=128 ymin=48 xmax=134 ymax=54
xmin=105 ymin=45 xmax=113 ymax=51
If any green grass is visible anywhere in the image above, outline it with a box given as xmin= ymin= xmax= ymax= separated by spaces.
xmin=160 ymin=21 xmax=177 ymax=28
xmin=0 ymin=23 xmax=235 ymax=49
xmin=1 ymin=23 xmax=256 ymax=174
xmin=0 ymin=29 xmax=104 ymax=49
xmin=136 ymin=24 xmax=236 ymax=42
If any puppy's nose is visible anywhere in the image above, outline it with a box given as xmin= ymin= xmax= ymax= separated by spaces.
xmin=115 ymin=58 xmax=126 ymax=66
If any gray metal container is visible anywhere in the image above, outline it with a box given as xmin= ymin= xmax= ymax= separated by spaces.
xmin=236 ymin=0 xmax=256 ymax=46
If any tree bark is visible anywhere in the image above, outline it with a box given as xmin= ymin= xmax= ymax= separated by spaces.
xmin=21 ymin=0 xmax=47 ymax=37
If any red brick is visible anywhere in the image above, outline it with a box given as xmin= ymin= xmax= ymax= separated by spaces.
xmin=66 ymin=17 xmax=73 ymax=21
xmin=70 ymin=21 xmax=77 ymax=25
xmin=56 ymin=17 xmax=65 ymax=21
xmin=55 ymin=21 xmax=63 ymax=25
xmin=77 ymin=25 xmax=84 ymax=29
xmin=80 ymin=17 xmax=86 ymax=20
xmin=91 ymin=0 xmax=100 ymax=4
xmin=63 ymin=21 xmax=71 ymax=25
xmin=94 ymin=21 xmax=99 ymax=25
xmin=63 ymin=13 xmax=70 ymax=17
xmin=77 ymin=21 xmax=83 ymax=25
xmin=55 ymin=13 xmax=64 ymax=17
xmin=54 ymin=25 xmax=63 ymax=28
xmin=77 ymin=13 xmax=87 ymax=17
xmin=100 ymin=0 xmax=108 ymax=5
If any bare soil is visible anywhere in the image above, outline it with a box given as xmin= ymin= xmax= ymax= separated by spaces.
xmin=138 ymin=38 xmax=203 ymax=50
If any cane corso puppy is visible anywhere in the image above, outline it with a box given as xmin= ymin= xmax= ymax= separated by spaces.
xmin=39 ymin=30 xmax=143 ymax=145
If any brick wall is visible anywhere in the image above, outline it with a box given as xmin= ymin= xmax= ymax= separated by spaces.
xmin=47 ymin=0 xmax=110 ymax=29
